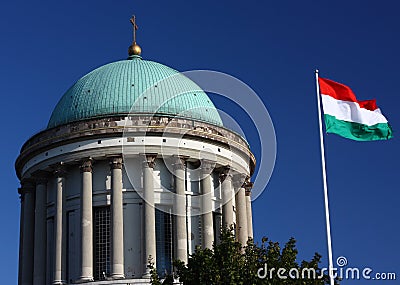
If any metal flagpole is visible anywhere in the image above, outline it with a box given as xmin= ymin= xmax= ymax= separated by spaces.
xmin=315 ymin=70 xmax=334 ymax=285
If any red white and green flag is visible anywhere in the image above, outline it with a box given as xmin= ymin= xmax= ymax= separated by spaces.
xmin=318 ymin=77 xmax=393 ymax=141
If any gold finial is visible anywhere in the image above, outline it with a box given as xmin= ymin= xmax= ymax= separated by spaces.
xmin=128 ymin=15 xmax=142 ymax=56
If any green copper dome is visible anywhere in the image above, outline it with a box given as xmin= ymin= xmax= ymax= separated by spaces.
xmin=47 ymin=57 xmax=223 ymax=129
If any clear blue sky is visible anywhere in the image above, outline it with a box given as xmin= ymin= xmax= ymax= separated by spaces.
xmin=1 ymin=0 xmax=399 ymax=283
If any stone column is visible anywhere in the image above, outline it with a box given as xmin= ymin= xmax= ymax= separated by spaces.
xmin=173 ymin=156 xmax=187 ymax=263
xmin=245 ymin=182 xmax=254 ymax=239
xmin=20 ymin=179 xmax=35 ymax=285
xmin=233 ymin=175 xmax=248 ymax=247
xmin=220 ymin=166 xmax=234 ymax=228
xmin=18 ymin=189 xmax=24 ymax=285
xmin=79 ymin=159 xmax=94 ymax=282
xmin=142 ymin=154 xmax=157 ymax=277
xmin=32 ymin=171 xmax=49 ymax=285
xmin=53 ymin=164 xmax=66 ymax=285
xmin=200 ymin=160 xmax=214 ymax=249
xmin=110 ymin=156 xmax=125 ymax=279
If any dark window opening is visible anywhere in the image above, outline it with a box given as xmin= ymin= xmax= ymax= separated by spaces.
xmin=94 ymin=207 xmax=111 ymax=281
xmin=156 ymin=209 xmax=173 ymax=277
xmin=213 ymin=212 xmax=222 ymax=244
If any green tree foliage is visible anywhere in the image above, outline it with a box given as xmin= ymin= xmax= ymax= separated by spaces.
xmin=149 ymin=227 xmax=339 ymax=285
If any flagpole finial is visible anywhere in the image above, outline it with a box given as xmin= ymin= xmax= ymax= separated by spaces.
xmin=315 ymin=69 xmax=319 ymax=74
xmin=128 ymin=15 xmax=142 ymax=57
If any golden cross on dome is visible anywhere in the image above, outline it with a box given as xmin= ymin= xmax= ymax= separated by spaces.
xmin=130 ymin=15 xmax=139 ymax=44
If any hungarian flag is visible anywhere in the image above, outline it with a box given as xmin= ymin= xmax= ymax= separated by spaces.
xmin=318 ymin=77 xmax=393 ymax=141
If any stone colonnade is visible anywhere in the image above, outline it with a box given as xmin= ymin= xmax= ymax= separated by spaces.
xmin=18 ymin=155 xmax=254 ymax=284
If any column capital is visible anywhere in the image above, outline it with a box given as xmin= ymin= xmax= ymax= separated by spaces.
xmin=18 ymin=178 xmax=35 ymax=195
xmin=32 ymin=170 xmax=51 ymax=184
xmin=219 ymin=165 xmax=233 ymax=182
xmin=172 ymin=155 xmax=188 ymax=171
xmin=200 ymin=159 xmax=215 ymax=173
xmin=142 ymin=153 xmax=157 ymax=169
xmin=232 ymin=174 xmax=248 ymax=189
xmin=51 ymin=162 xmax=67 ymax=177
xmin=109 ymin=156 xmax=123 ymax=169
xmin=80 ymin=158 xmax=93 ymax=173
xmin=244 ymin=181 xmax=254 ymax=196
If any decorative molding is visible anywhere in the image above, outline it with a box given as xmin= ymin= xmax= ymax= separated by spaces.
xmin=15 ymin=115 xmax=256 ymax=183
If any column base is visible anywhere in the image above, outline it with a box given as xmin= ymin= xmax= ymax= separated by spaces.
xmin=75 ymin=277 xmax=94 ymax=283
xmin=142 ymin=268 xmax=152 ymax=278
xmin=52 ymin=280 xmax=66 ymax=285
xmin=111 ymin=274 xmax=125 ymax=280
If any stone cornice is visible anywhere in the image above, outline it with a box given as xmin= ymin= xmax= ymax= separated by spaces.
xmin=15 ymin=116 xmax=255 ymax=179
